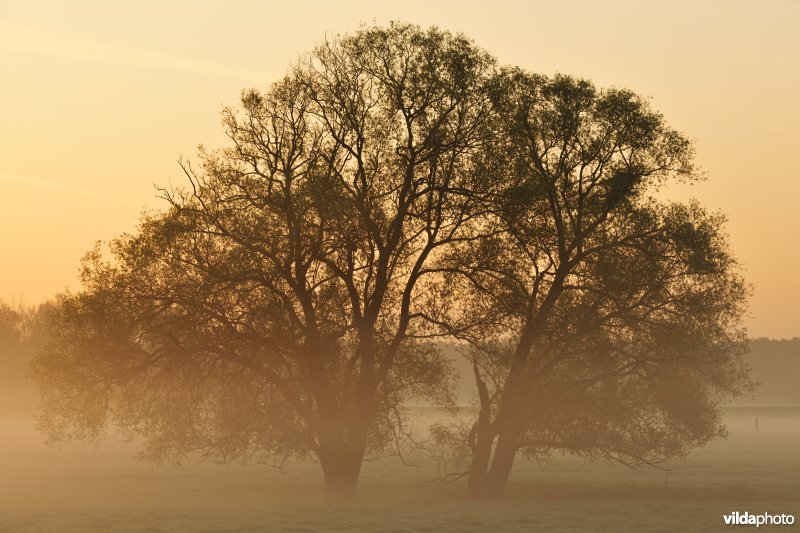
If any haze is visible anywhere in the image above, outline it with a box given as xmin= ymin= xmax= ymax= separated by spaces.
xmin=1 ymin=0 xmax=798 ymax=338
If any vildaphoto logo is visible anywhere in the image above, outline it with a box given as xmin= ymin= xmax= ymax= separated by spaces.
xmin=723 ymin=511 xmax=795 ymax=527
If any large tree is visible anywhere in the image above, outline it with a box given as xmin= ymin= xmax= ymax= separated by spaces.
xmin=431 ymin=71 xmax=752 ymax=499
xmin=33 ymin=23 xmax=495 ymax=502
xmin=32 ymin=27 xmax=751 ymax=505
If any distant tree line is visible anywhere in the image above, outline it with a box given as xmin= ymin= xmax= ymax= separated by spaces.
xmin=3 ymin=315 xmax=794 ymax=413
xmin=740 ymin=338 xmax=800 ymax=406
xmin=0 ymin=301 xmax=51 ymax=415
xmin=6 ymin=324 xmax=792 ymax=409
xmin=6 ymin=318 xmax=800 ymax=415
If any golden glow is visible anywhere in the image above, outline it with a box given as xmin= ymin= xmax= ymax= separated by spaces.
xmin=1 ymin=0 xmax=798 ymax=337
xmin=0 ymin=171 xmax=140 ymax=205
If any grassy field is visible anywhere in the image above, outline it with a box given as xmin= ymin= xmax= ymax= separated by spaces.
xmin=0 ymin=408 xmax=798 ymax=532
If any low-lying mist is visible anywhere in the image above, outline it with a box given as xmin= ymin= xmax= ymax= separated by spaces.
xmin=2 ymin=307 xmax=800 ymax=530
xmin=0 ymin=407 xmax=798 ymax=531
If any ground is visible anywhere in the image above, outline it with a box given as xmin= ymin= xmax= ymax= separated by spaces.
xmin=0 ymin=408 xmax=797 ymax=532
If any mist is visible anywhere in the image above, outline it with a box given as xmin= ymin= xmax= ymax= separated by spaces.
xmin=2 ymin=311 xmax=799 ymax=530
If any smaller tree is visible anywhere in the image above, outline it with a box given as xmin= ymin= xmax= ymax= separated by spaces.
xmin=431 ymin=71 xmax=752 ymax=499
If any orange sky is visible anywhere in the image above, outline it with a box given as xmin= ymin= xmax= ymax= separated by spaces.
xmin=1 ymin=0 xmax=798 ymax=338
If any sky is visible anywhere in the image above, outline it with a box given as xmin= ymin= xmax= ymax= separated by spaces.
xmin=0 ymin=0 xmax=798 ymax=338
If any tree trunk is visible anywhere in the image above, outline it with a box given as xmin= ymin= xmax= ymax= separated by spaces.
xmin=467 ymin=415 xmax=495 ymax=499
xmin=310 ymin=355 xmax=372 ymax=504
xmin=319 ymin=446 xmax=363 ymax=503
xmin=312 ymin=352 xmax=376 ymax=504
xmin=466 ymin=373 xmax=522 ymax=500
xmin=316 ymin=407 xmax=371 ymax=503
xmin=467 ymin=429 xmax=519 ymax=500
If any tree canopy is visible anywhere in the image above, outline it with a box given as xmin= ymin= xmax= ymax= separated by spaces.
xmin=32 ymin=23 xmax=751 ymax=503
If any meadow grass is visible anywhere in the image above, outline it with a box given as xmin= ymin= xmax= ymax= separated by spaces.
xmin=0 ymin=408 xmax=797 ymax=532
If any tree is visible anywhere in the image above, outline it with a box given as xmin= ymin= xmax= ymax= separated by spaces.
xmin=32 ymin=26 xmax=751 ymax=505
xmin=32 ymin=23 xmax=496 ymax=503
xmin=431 ymin=71 xmax=752 ymax=499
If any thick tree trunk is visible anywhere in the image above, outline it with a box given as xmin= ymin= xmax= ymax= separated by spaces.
xmin=316 ymin=403 xmax=371 ymax=503
xmin=311 ymin=342 xmax=378 ymax=504
xmin=309 ymin=353 xmax=372 ymax=504
xmin=320 ymin=447 xmax=362 ymax=503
